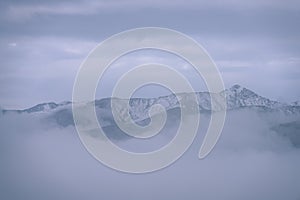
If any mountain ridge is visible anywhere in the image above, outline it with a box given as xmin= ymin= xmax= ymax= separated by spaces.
xmin=1 ymin=84 xmax=299 ymax=115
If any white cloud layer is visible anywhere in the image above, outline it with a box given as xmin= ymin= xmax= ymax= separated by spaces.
xmin=0 ymin=108 xmax=299 ymax=200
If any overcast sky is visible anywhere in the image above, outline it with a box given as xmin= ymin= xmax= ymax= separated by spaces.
xmin=1 ymin=0 xmax=300 ymax=109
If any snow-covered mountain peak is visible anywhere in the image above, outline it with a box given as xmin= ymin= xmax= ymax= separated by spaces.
xmin=226 ymin=84 xmax=256 ymax=97
xmin=229 ymin=84 xmax=243 ymax=92
xmin=220 ymin=85 xmax=285 ymax=110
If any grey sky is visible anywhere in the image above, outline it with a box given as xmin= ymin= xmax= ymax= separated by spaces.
xmin=1 ymin=0 xmax=300 ymax=109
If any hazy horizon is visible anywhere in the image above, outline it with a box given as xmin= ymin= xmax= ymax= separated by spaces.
xmin=1 ymin=83 xmax=299 ymax=110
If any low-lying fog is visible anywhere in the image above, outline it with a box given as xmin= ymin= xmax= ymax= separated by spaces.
xmin=1 ymin=109 xmax=300 ymax=200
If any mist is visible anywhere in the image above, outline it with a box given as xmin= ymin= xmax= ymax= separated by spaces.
xmin=1 ymin=108 xmax=300 ymax=200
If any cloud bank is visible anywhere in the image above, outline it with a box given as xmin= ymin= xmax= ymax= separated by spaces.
xmin=1 ymin=108 xmax=300 ymax=200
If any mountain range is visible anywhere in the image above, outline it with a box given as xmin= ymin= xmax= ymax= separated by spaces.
xmin=2 ymin=84 xmax=299 ymax=112
xmin=1 ymin=84 xmax=299 ymax=148
xmin=1 ymin=84 xmax=299 ymax=128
